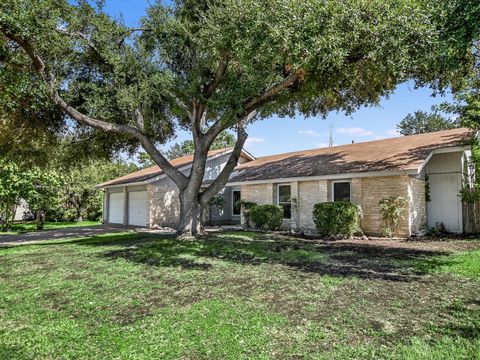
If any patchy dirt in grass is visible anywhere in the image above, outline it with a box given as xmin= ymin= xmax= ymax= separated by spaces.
xmin=2 ymin=231 xmax=479 ymax=358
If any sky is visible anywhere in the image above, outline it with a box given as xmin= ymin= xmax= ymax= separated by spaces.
xmin=98 ymin=0 xmax=453 ymax=158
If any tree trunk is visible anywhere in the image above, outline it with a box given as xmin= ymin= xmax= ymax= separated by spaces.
xmin=36 ymin=210 xmax=45 ymax=230
xmin=76 ymin=209 xmax=83 ymax=223
xmin=176 ymin=191 xmax=205 ymax=238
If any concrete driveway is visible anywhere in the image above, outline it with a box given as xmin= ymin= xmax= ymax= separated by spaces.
xmin=0 ymin=224 xmax=135 ymax=247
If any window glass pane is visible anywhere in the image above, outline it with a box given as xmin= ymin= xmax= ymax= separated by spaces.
xmin=333 ymin=182 xmax=350 ymax=202
xmin=232 ymin=191 xmax=241 ymax=215
xmin=278 ymin=185 xmax=291 ymax=203
xmin=281 ymin=203 xmax=291 ymax=219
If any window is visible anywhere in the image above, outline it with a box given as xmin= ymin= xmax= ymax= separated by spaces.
xmin=333 ymin=181 xmax=351 ymax=202
xmin=277 ymin=184 xmax=291 ymax=219
xmin=232 ymin=190 xmax=241 ymax=215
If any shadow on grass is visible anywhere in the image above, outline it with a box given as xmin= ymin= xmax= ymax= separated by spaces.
xmin=44 ymin=232 xmax=456 ymax=282
xmin=438 ymin=299 xmax=480 ymax=340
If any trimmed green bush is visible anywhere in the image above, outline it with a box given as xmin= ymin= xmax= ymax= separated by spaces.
xmin=249 ymin=204 xmax=283 ymax=231
xmin=313 ymin=202 xmax=361 ymax=239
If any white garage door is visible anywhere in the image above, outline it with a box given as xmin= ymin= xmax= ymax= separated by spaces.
xmin=108 ymin=192 xmax=124 ymax=224
xmin=128 ymin=191 xmax=148 ymax=227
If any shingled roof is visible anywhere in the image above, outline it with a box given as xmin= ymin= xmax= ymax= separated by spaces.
xmin=228 ymin=128 xmax=473 ymax=184
xmin=98 ymin=147 xmax=247 ymax=187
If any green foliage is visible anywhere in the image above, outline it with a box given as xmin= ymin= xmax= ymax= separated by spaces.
xmin=249 ymin=204 xmax=283 ymax=231
xmin=0 ymin=160 xmax=34 ymax=231
xmin=26 ymin=169 xmax=65 ymax=230
xmin=137 ymin=151 xmax=156 ymax=169
xmin=235 ymin=199 xmax=257 ymax=228
xmin=63 ymin=160 xmax=137 ymax=222
xmin=313 ymin=202 xmax=361 ymax=239
xmin=378 ymin=196 xmax=408 ymax=238
xmin=425 ymin=175 xmax=431 ymax=202
xmin=0 ymin=0 xmax=475 ymax=161
xmin=459 ymin=186 xmax=480 ymax=204
xmin=208 ymin=194 xmax=225 ymax=208
xmin=164 ymin=131 xmax=236 ymax=160
xmin=164 ymin=141 xmax=196 ymax=161
xmin=396 ymin=110 xmax=460 ymax=136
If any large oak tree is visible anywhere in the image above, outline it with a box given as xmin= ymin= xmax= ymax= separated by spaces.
xmin=0 ymin=0 xmax=477 ymax=236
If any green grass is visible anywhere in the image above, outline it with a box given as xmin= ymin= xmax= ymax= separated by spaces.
xmin=409 ymin=249 xmax=480 ymax=279
xmin=1 ymin=231 xmax=479 ymax=359
xmin=0 ymin=221 xmax=101 ymax=235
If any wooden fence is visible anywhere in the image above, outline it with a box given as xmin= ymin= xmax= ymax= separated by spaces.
xmin=463 ymin=200 xmax=480 ymax=233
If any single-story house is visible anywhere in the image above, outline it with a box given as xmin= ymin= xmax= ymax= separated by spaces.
xmin=99 ymin=128 xmax=476 ymax=236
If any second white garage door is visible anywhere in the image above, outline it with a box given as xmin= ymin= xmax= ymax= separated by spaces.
xmin=128 ymin=191 xmax=148 ymax=227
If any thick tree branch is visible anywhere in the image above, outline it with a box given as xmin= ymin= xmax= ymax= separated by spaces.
xmin=202 ymin=53 xmax=230 ymax=99
xmin=51 ymin=92 xmax=189 ymax=189
xmin=2 ymin=28 xmax=189 ymax=189
xmin=203 ymin=69 xmax=303 ymax=145
xmin=244 ymin=69 xmax=305 ymax=114
xmin=134 ymin=108 xmax=145 ymax=131
xmin=200 ymin=112 xmax=255 ymax=204
xmin=2 ymin=29 xmax=46 ymax=71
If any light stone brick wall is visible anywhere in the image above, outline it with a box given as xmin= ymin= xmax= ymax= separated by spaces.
xmin=351 ymin=178 xmax=363 ymax=205
xmin=408 ymin=177 xmax=427 ymax=235
xmin=298 ymin=180 xmax=328 ymax=231
xmin=241 ymin=183 xmax=274 ymax=205
xmin=360 ymin=176 xmax=411 ymax=237
xmin=240 ymin=175 xmax=427 ymax=237
xmin=148 ymin=178 xmax=180 ymax=228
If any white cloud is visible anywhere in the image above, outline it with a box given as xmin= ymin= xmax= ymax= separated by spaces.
xmin=298 ymin=129 xmax=320 ymax=137
xmin=245 ymin=136 xmax=266 ymax=145
xmin=336 ymin=127 xmax=374 ymax=136
xmin=386 ymin=129 xmax=400 ymax=136
xmin=314 ymin=142 xmax=329 ymax=148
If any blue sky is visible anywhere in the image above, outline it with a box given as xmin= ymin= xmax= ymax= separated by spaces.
xmin=99 ymin=0 xmax=453 ymax=157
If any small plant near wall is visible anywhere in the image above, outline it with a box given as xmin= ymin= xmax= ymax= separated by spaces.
xmin=249 ymin=204 xmax=283 ymax=231
xmin=313 ymin=202 xmax=361 ymax=239
xmin=425 ymin=175 xmax=431 ymax=202
xmin=378 ymin=196 xmax=408 ymax=238
xmin=235 ymin=199 xmax=257 ymax=229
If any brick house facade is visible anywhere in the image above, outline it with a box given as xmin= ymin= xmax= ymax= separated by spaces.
xmin=99 ymin=128 xmax=474 ymax=236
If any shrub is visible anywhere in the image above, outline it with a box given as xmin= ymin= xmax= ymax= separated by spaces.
xmin=378 ymin=196 xmax=408 ymax=237
xmin=313 ymin=202 xmax=361 ymax=239
xmin=235 ymin=199 xmax=257 ymax=228
xmin=249 ymin=204 xmax=283 ymax=231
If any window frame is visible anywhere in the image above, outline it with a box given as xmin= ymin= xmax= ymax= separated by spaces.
xmin=331 ymin=180 xmax=352 ymax=202
xmin=277 ymin=184 xmax=292 ymax=219
xmin=231 ymin=189 xmax=241 ymax=216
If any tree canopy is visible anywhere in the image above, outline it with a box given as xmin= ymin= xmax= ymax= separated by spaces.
xmin=397 ymin=111 xmax=461 ymax=136
xmin=1 ymin=0 xmax=478 ymax=235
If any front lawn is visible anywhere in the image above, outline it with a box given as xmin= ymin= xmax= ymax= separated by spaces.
xmin=1 ymin=232 xmax=479 ymax=359
xmin=0 ymin=221 xmax=102 ymax=235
